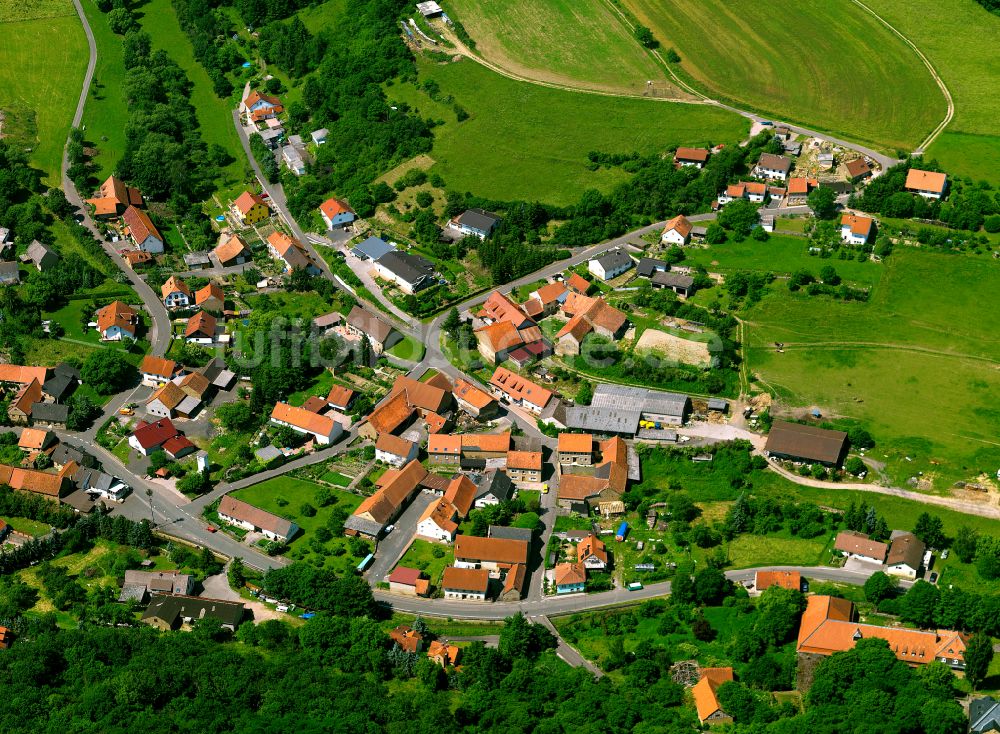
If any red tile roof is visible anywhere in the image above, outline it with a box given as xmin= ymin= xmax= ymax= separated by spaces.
xmin=140 ymin=355 xmax=177 ymax=379
xmin=663 ymin=214 xmax=693 ymax=238
xmin=674 ymin=147 xmax=710 ymax=163
xmin=184 ymin=311 xmax=217 ymax=339
xmin=131 ymin=419 xmax=180 ymax=450
xmin=123 ymin=205 xmax=162 ymax=246
xmin=489 ymin=367 xmax=553 ymax=409
xmin=233 ymin=191 xmax=268 ymax=216
xmin=454 ymin=535 xmax=528 ymax=565
xmin=905 ymin=168 xmax=947 ymax=194
xmin=319 ymin=198 xmax=353 ymax=220
xmin=96 ymin=301 xmax=137 ymax=335
xmin=442 ymin=566 xmax=490 ymax=593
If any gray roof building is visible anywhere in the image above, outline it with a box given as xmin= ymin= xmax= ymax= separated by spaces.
xmin=199 ymin=358 xmax=236 ymax=389
xmin=475 ymin=470 xmax=514 ymax=504
xmin=594 ymin=249 xmax=633 ymax=274
xmin=30 ymin=402 xmax=69 ymax=426
xmin=351 ymin=236 xmax=396 ymax=261
xmin=456 ymin=208 xmax=500 ymax=237
xmin=183 ymin=252 xmax=212 ymax=269
xmin=488 ymin=525 xmax=533 ymax=542
xmin=23 ymin=240 xmax=59 ymax=271
xmin=142 ymin=595 xmax=244 ymax=630
xmin=343 ymin=514 xmax=383 ymax=538
xmin=311 ymin=128 xmax=328 ymax=144
xmin=636 ymin=257 xmax=668 ymax=278
xmin=51 ymin=443 xmax=84 ymax=468
xmin=707 ymin=398 xmax=729 ymax=412
xmin=0 ymin=261 xmax=20 ymax=285
xmin=374 ymin=250 xmax=435 ymax=291
xmin=764 ymin=420 xmax=848 ymax=466
xmin=564 ymin=384 xmax=690 ymax=435
xmin=254 ymin=445 xmax=283 ymax=463
xmin=969 ymin=697 xmax=1000 ymax=734
xmin=651 ymin=271 xmax=695 ymax=292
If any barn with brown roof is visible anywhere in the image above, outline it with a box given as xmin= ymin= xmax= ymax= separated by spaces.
xmin=764 ymin=420 xmax=848 ymax=467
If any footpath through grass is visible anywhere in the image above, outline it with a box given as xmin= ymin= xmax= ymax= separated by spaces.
xmin=0 ymin=2 xmax=88 ymax=183
xmin=388 ymin=57 xmax=747 ymax=206
xmin=622 ymin=0 xmax=945 ymax=151
xmin=862 ymin=0 xmax=1000 ymax=184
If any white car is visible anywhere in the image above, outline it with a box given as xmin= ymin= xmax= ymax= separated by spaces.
xmin=384 ymin=524 xmax=395 ymax=534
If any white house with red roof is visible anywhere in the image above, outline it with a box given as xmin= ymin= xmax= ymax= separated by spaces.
xmin=319 ymin=198 xmax=355 ymax=229
xmin=661 ymin=215 xmax=693 ymax=246
xmin=840 ymin=214 xmax=875 ymax=245
xmin=905 ymin=169 xmax=948 ymax=199
xmin=128 ymin=418 xmax=185 ymax=456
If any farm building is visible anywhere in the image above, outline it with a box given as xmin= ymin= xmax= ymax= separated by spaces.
xmin=764 ymin=420 xmax=848 ymax=467
xmin=651 ymin=271 xmax=694 ymax=297
xmin=564 ymin=383 xmax=690 ymax=435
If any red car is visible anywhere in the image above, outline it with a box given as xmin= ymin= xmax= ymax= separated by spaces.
xmin=206 ymin=525 xmax=217 ymax=533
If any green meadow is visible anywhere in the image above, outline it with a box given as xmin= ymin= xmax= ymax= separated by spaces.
xmin=743 ymin=249 xmax=1000 ymax=488
xmin=0 ymin=1 xmax=87 ymax=183
xmin=446 ymin=0 xmax=678 ymax=96
xmin=387 ymin=57 xmax=747 ymax=205
xmin=862 ymin=0 xmax=1000 ymax=183
xmin=622 ymin=0 xmax=945 ymax=151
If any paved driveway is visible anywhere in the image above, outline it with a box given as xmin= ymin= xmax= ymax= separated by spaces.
xmin=367 ymin=491 xmax=437 ymax=582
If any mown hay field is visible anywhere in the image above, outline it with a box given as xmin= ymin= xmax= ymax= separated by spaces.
xmin=446 ymin=0 xmax=684 ymax=97
xmin=862 ymin=0 xmax=1000 ymax=184
xmin=621 ymin=0 xmax=945 ymax=151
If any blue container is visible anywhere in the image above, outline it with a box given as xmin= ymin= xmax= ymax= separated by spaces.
xmin=242 ymin=62 xmax=252 ymax=68
xmin=616 ymin=522 xmax=629 ymax=541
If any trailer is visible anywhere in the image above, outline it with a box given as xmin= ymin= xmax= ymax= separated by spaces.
xmin=627 ymin=582 xmax=643 ymax=591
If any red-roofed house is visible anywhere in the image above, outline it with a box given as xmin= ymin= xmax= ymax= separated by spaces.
xmin=489 ymin=367 xmax=553 ymax=414
xmin=319 ymin=198 xmax=355 ymax=229
xmin=232 ymin=191 xmax=271 ymax=226
xmin=122 ymin=206 xmax=164 ymax=254
xmin=195 ymin=283 xmax=225 ymax=312
xmin=184 ymin=312 xmax=217 ymax=344
xmin=841 ymin=214 xmax=875 ymax=245
xmin=388 ymin=567 xmax=430 ymax=597
xmin=128 ymin=419 xmax=183 ymax=456
xmin=96 ymin=301 xmax=138 ymax=341
xmin=905 ymin=169 xmax=948 ymax=199
xmin=674 ymin=147 xmax=710 ymax=168
xmin=161 ymin=277 xmax=191 ymax=309
xmin=661 ymin=215 xmax=693 ymax=246
xmin=270 ymin=402 xmax=343 ymax=445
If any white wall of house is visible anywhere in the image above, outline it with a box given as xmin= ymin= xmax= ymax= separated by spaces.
xmin=164 ymin=292 xmax=189 ymax=309
xmin=886 ymin=563 xmax=918 ymax=580
xmin=443 ymin=588 xmax=486 ymax=600
xmin=102 ymin=325 xmax=134 ymax=341
xmin=841 ymin=227 xmax=868 ymax=245
xmin=146 ymin=400 xmax=173 ymax=419
xmin=127 ymin=436 xmax=158 ymax=455
xmin=660 ymin=229 xmax=688 ymax=246
xmin=416 ymin=518 xmax=454 ymax=543
xmin=376 ymin=446 xmax=416 ymax=467
xmin=269 ymin=416 xmax=342 ymax=445
xmin=556 ymin=582 xmax=585 ymax=594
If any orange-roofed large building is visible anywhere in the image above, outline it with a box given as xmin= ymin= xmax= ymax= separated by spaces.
xmin=478 ymin=291 xmax=534 ymax=329
xmin=319 ymin=197 xmax=355 ymax=229
xmin=270 ymin=402 xmax=343 ymax=444
xmin=841 ymin=213 xmax=875 ymax=245
xmin=345 ymin=459 xmax=427 ymax=538
xmin=96 ymin=301 xmax=138 ymax=341
xmin=454 ymin=534 xmax=528 ymax=573
xmin=0 ymin=463 xmax=73 ymax=500
xmin=797 ymin=595 xmax=968 ymax=670
xmin=674 ymin=147 xmax=710 ymax=169
xmin=213 ymin=233 xmax=252 ymax=267
xmin=661 ymin=214 xmax=693 ymax=246
xmin=453 ymin=378 xmax=498 ymax=419
xmin=753 ymin=570 xmax=802 ymax=594
xmin=184 ymin=311 xmax=217 ymax=344
xmin=231 ymin=191 xmax=271 ymax=226
xmin=578 ymin=534 xmax=608 ymax=571
xmin=489 ymin=366 xmax=553 ymax=414
xmin=905 ymin=168 xmax=948 ymax=199
xmin=442 ymin=567 xmax=490 ymax=601
xmin=0 ymin=365 xmax=49 ymax=387
xmin=557 ymin=436 xmax=629 ymax=512
xmin=241 ymin=90 xmax=283 ymax=123
xmin=195 ymin=282 xmax=225 ymax=312
xmin=86 ymin=175 xmax=142 ymax=218
xmin=267 ymin=231 xmax=321 ymax=275
xmin=122 ymin=205 xmax=164 ymax=254
xmin=558 ymin=433 xmax=593 ymax=466
xmin=692 ymin=667 xmax=734 ymax=723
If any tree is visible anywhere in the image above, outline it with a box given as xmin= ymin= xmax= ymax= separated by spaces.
xmin=575 ymin=380 xmax=593 ymax=406
xmin=914 ymin=512 xmax=946 ymax=549
xmin=952 ymin=525 xmax=979 ymax=563
xmin=965 ymin=632 xmax=994 ymax=690
xmin=671 ymin=572 xmax=695 ymax=604
xmin=442 ymin=307 xmax=461 ymax=338
xmin=215 ymin=402 xmax=259 ymax=433
xmin=633 ymin=25 xmax=658 ymax=49
xmin=665 ymin=48 xmax=681 ymax=63
xmin=498 ymin=613 xmax=556 ymax=660
xmin=807 ymin=186 xmax=839 ymax=219
xmin=65 ymin=394 xmax=102 ymax=431
xmin=694 ymin=567 xmax=731 ymax=605
xmin=863 ymin=571 xmax=897 ymax=603
xmin=107 ymin=7 xmax=136 ymax=34
xmin=818 ymin=264 xmax=841 ymax=285
xmin=82 ymin=350 xmax=134 ymax=394
xmin=899 ymin=580 xmax=940 ymax=627
xmin=704 ymin=222 xmax=726 ymax=244
xmin=844 ymin=456 xmax=866 ymax=475
xmin=178 ymin=471 xmax=210 ymax=495
xmin=718 ymin=200 xmax=759 ymax=239
xmin=227 ymin=557 xmax=246 ymax=590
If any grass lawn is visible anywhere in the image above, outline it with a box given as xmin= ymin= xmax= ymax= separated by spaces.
xmin=5 ymin=516 xmax=51 ymax=537
xmin=744 ymin=249 xmax=1000 ymax=488
xmin=233 ymin=476 xmax=365 ymax=574
xmin=682 ymin=234 xmax=882 ymax=286
xmin=321 ymin=471 xmax=352 ymax=487
xmin=862 ymin=0 xmax=1000 ymax=184
xmin=285 ymin=370 xmax=335 ymax=408
xmin=387 ymin=333 xmax=426 ymax=361
xmin=382 ymin=612 xmax=504 ymax=636
xmin=395 ymin=538 xmax=453 ymax=586
xmin=622 ymin=0 xmax=945 ymax=152
xmin=387 ymin=57 xmax=747 ymax=206
xmin=447 ymin=0 xmax=678 ymax=97
xmin=0 ymin=8 xmax=88 ymax=183
xmin=133 ymin=0 xmax=246 ymax=191
xmin=79 ymin=0 xmax=128 ymax=180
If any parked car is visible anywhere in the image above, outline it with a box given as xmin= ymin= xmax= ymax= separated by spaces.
xmin=929 ymin=572 xmax=939 ymax=583
xmin=206 ymin=525 xmax=217 ymax=533
xmin=941 ymin=549 xmax=949 ymax=559
xmin=384 ymin=524 xmax=395 ymax=534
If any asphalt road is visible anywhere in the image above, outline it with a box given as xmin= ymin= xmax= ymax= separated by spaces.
xmin=366 ymin=492 xmax=437 ymax=582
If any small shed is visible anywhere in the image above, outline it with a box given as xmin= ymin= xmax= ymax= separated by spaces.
xmin=707 ymin=398 xmax=728 ymax=413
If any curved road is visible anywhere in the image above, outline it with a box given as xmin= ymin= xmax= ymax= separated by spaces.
xmin=63 ymin=0 xmax=172 ymax=357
